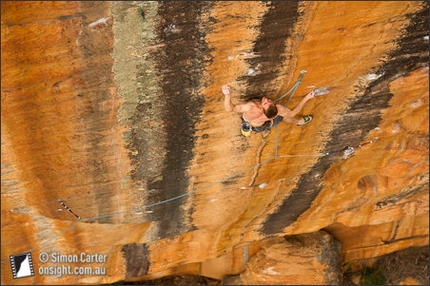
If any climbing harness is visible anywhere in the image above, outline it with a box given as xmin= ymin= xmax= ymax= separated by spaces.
xmin=242 ymin=70 xmax=307 ymax=137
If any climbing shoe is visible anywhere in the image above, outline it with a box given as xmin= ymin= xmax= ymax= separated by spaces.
xmin=297 ymin=115 xmax=313 ymax=126
xmin=241 ymin=121 xmax=252 ymax=137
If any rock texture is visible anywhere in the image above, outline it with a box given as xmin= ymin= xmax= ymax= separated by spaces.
xmin=1 ymin=1 xmax=428 ymax=285
xmin=224 ymin=231 xmax=341 ymax=285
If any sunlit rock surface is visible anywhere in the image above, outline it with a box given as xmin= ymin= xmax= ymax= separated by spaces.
xmin=1 ymin=1 xmax=428 ymax=284
xmin=224 ymin=231 xmax=341 ymax=285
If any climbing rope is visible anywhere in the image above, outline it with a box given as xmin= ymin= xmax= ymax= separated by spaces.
xmin=319 ymin=137 xmax=380 ymax=157
xmin=1 ymin=72 xmax=380 ymax=263
xmin=274 ymin=70 xmax=307 ymax=106
xmin=249 ymin=71 xmax=307 ymax=185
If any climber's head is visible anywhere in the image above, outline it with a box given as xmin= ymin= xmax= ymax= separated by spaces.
xmin=261 ymin=97 xmax=278 ymax=119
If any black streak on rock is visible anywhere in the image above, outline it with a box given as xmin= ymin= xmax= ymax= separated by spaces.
xmin=121 ymin=243 xmax=150 ymax=278
xmin=261 ymin=3 xmax=429 ymax=236
xmin=240 ymin=1 xmax=300 ymax=101
xmin=129 ymin=2 xmax=212 ymax=239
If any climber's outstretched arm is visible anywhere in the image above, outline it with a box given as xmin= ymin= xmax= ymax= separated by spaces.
xmin=222 ymin=85 xmax=250 ymax=113
xmin=290 ymin=90 xmax=315 ymax=117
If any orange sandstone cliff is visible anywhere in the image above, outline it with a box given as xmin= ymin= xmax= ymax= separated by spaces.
xmin=1 ymin=1 xmax=428 ymax=284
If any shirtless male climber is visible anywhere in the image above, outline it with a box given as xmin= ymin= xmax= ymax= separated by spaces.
xmin=222 ymin=85 xmax=315 ymax=138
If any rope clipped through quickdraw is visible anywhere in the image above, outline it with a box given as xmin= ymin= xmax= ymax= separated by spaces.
xmin=274 ymin=70 xmax=307 ymax=106
xmin=58 ymin=199 xmax=81 ymax=220
xmin=320 ymin=137 xmax=380 ymax=157
xmin=276 ymin=138 xmax=380 ymax=158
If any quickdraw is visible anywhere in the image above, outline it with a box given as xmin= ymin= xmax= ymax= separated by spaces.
xmin=320 ymin=137 xmax=379 ymax=157
xmin=58 ymin=199 xmax=81 ymax=220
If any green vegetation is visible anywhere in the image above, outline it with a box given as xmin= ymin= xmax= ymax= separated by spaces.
xmin=138 ymin=7 xmax=146 ymax=22
xmin=360 ymin=266 xmax=386 ymax=285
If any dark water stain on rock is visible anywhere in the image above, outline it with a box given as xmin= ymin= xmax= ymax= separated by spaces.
xmin=239 ymin=1 xmax=300 ymax=101
xmin=121 ymin=243 xmax=150 ymax=278
xmin=261 ymin=3 xmax=429 ymax=236
xmin=129 ymin=2 xmax=213 ymax=239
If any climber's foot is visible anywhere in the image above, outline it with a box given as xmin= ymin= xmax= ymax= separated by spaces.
xmin=297 ymin=115 xmax=313 ymax=126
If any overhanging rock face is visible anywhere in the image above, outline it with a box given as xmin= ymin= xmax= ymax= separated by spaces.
xmin=1 ymin=1 xmax=428 ymax=284
xmin=224 ymin=231 xmax=342 ymax=285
